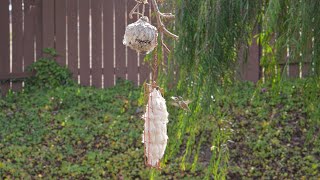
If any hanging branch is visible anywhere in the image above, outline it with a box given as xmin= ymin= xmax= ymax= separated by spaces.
xmin=150 ymin=0 xmax=178 ymax=40
xmin=129 ymin=0 xmax=148 ymax=19
xmin=129 ymin=0 xmax=178 ymax=41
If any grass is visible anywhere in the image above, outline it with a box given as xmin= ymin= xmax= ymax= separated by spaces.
xmin=0 ymin=78 xmax=319 ymax=179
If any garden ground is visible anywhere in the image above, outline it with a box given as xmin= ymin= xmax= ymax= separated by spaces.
xmin=0 ymin=78 xmax=319 ymax=179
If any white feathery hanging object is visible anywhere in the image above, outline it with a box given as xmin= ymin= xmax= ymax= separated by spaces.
xmin=124 ymin=0 xmax=178 ymax=169
xmin=123 ymin=16 xmax=158 ymax=54
xmin=142 ymin=87 xmax=169 ymax=167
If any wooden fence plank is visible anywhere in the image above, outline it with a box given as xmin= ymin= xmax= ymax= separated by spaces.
xmin=289 ymin=64 xmax=299 ymax=78
xmin=67 ymin=0 xmax=78 ymax=80
xmin=302 ymin=37 xmax=313 ymax=77
xmin=91 ymin=0 xmax=103 ymax=88
xmin=115 ymin=0 xmax=127 ymax=81
xmin=241 ymin=27 xmax=260 ymax=82
xmin=55 ymin=0 xmax=66 ymax=66
xmin=126 ymin=0 xmax=138 ymax=85
xmin=139 ymin=4 xmax=151 ymax=85
xmin=42 ymin=0 xmax=55 ymax=49
xmin=0 ymin=0 xmax=11 ymax=96
xmin=79 ymin=0 xmax=90 ymax=86
xmin=103 ymin=0 xmax=115 ymax=87
xmin=24 ymin=0 xmax=36 ymax=71
xmin=11 ymin=0 xmax=23 ymax=91
xmin=35 ymin=0 xmax=43 ymax=59
xmin=139 ymin=55 xmax=150 ymax=84
xmin=302 ymin=63 xmax=311 ymax=77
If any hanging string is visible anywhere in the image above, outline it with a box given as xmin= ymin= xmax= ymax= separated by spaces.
xmin=142 ymin=3 xmax=146 ymax=17
xmin=152 ymin=47 xmax=158 ymax=83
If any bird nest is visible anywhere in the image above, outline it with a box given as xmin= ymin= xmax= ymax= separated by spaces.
xmin=123 ymin=16 xmax=158 ymax=53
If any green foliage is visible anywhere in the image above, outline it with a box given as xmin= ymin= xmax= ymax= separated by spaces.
xmin=226 ymin=78 xmax=320 ymax=179
xmin=158 ymin=1 xmax=320 ymax=178
xmin=25 ymin=48 xmax=73 ymax=90
xmin=0 ymin=77 xmax=319 ymax=179
xmin=0 ymin=81 xmax=144 ymax=178
xmin=0 ymin=80 xmax=205 ymax=179
xmin=259 ymin=0 xmax=320 ymax=80
xmin=158 ymin=1 xmax=262 ymax=178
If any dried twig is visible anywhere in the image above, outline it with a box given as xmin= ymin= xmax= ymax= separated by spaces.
xmin=150 ymin=0 xmax=179 ymax=40
xmin=129 ymin=0 xmax=147 ymax=19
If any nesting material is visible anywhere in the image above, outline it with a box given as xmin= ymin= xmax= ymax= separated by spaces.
xmin=123 ymin=16 xmax=158 ymax=54
xmin=142 ymin=88 xmax=169 ymax=167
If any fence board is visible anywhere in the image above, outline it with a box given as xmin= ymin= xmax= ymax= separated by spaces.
xmin=55 ymin=0 xmax=66 ymax=66
xmin=139 ymin=54 xmax=150 ymax=84
xmin=245 ymin=27 xmax=260 ymax=82
xmin=79 ymin=0 xmax=90 ymax=86
xmin=0 ymin=0 xmax=10 ymax=96
xmin=302 ymin=63 xmax=311 ymax=77
xmin=24 ymin=0 xmax=36 ymax=70
xmin=67 ymin=0 xmax=78 ymax=80
xmin=139 ymin=4 xmax=151 ymax=84
xmin=35 ymin=0 xmax=42 ymax=59
xmin=11 ymin=0 xmax=23 ymax=91
xmin=103 ymin=0 xmax=115 ymax=87
xmin=91 ymin=0 xmax=103 ymax=88
xmin=115 ymin=0 xmax=127 ymax=80
xmin=42 ymin=0 xmax=55 ymax=49
xmin=289 ymin=64 xmax=299 ymax=78
xmin=126 ymin=0 xmax=139 ymax=85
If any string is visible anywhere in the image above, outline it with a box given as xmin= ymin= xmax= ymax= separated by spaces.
xmin=142 ymin=3 xmax=146 ymax=17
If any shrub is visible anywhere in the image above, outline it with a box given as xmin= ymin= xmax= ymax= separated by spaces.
xmin=25 ymin=48 xmax=73 ymax=90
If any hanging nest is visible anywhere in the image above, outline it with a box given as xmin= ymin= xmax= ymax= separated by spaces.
xmin=142 ymin=87 xmax=169 ymax=167
xmin=123 ymin=16 xmax=158 ymax=53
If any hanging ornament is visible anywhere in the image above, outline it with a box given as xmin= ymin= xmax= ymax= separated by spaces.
xmin=123 ymin=16 xmax=158 ymax=53
xmin=142 ymin=85 xmax=169 ymax=167
xmin=124 ymin=0 xmax=179 ymax=169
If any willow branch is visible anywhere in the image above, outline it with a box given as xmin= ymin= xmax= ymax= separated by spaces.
xmin=129 ymin=2 xmax=141 ymax=19
xmin=150 ymin=0 xmax=179 ymax=40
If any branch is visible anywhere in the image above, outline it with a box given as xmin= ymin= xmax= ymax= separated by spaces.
xmin=160 ymin=13 xmax=175 ymax=19
xmin=150 ymin=0 xmax=179 ymax=40
xmin=129 ymin=2 xmax=141 ymax=19
xmin=161 ymin=33 xmax=171 ymax=53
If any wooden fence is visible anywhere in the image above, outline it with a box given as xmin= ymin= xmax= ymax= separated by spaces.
xmin=0 ymin=0 xmax=315 ymax=96
xmin=0 ymin=0 xmax=151 ymax=96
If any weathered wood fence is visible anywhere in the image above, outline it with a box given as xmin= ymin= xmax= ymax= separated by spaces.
xmin=0 ymin=0 xmax=151 ymax=96
xmin=0 ymin=0 xmax=315 ymax=96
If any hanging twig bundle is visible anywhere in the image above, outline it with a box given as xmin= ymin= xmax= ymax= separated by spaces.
xmin=123 ymin=16 xmax=158 ymax=53
xmin=142 ymin=86 xmax=169 ymax=167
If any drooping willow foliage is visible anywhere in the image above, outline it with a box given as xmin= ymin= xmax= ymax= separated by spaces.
xmin=260 ymin=0 xmax=320 ymax=80
xmin=153 ymin=0 xmax=319 ymax=178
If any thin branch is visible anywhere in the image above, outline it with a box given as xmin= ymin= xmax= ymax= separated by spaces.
xmin=129 ymin=2 xmax=141 ymax=19
xmin=162 ymin=39 xmax=171 ymax=54
xmin=159 ymin=13 xmax=175 ymax=19
xmin=131 ymin=12 xmax=144 ymax=17
xmin=150 ymin=0 xmax=179 ymax=40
